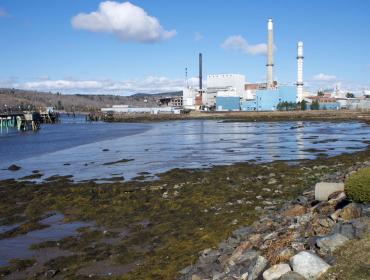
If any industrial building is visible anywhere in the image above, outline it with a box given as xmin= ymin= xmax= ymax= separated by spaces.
xmin=183 ymin=18 xmax=312 ymax=112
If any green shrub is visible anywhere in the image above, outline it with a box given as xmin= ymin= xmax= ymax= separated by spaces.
xmin=345 ymin=167 xmax=370 ymax=203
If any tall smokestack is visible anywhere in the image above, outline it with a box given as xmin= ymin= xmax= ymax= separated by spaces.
xmin=296 ymin=41 xmax=304 ymax=102
xmin=266 ymin=18 xmax=274 ymax=88
xmin=199 ymin=53 xmax=203 ymax=90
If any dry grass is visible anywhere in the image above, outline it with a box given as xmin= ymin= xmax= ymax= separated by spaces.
xmin=262 ymin=231 xmax=295 ymax=265
xmin=319 ymin=234 xmax=370 ymax=280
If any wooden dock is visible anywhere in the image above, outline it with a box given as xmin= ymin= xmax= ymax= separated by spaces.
xmin=0 ymin=110 xmax=59 ymax=132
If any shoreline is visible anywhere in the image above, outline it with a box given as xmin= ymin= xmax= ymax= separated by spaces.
xmin=1 ymin=145 xmax=370 ymax=279
xmin=102 ymin=110 xmax=370 ymax=123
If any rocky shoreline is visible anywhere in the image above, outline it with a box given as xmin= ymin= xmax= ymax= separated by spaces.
xmin=1 ymin=147 xmax=370 ymax=279
xmin=179 ymin=162 xmax=370 ymax=280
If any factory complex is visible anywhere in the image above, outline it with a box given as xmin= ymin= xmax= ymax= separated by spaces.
xmin=102 ymin=18 xmax=368 ymax=115
xmin=183 ymin=18 xmax=341 ymax=112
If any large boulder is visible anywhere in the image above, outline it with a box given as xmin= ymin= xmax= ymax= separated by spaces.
xmin=315 ymin=182 xmax=344 ymax=201
xmin=316 ymin=233 xmax=349 ymax=254
xmin=262 ymin=263 xmax=291 ymax=280
xmin=290 ymin=251 xmax=330 ymax=279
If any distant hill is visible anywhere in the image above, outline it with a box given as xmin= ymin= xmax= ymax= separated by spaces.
xmin=0 ymin=88 xmax=183 ymax=112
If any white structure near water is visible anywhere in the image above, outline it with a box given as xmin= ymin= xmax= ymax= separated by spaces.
xmin=203 ymin=74 xmax=253 ymax=107
xmin=101 ymin=105 xmax=181 ymax=114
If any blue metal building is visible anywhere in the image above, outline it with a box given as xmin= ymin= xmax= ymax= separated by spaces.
xmin=241 ymin=86 xmax=297 ymax=111
xmin=318 ymin=102 xmax=340 ymax=110
xmin=216 ymin=96 xmax=241 ymax=111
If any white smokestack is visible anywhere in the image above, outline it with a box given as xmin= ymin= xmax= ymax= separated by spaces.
xmin=266 ymin=18 xmax=274 ymax=88
xmin=297 ymin=41 xmax=304 ymax=102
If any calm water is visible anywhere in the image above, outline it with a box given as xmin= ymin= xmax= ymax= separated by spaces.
xmin=0 ymin=213 xmax=90 ymax=266
xmin=1 ymin=116 xmax=370 ymax=182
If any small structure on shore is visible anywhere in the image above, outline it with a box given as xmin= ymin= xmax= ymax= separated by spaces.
xmin=0 ymin=108 xmax=59 ymax=133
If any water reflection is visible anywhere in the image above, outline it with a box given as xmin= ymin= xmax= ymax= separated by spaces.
xmin=0 ymin=120 xmax=369 ymax=182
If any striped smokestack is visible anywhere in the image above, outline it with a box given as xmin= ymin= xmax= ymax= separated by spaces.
xmin=199 ymin=53 xmax=203 ymax=90
xmin=266 ymin=18 xmax=274 ymax=88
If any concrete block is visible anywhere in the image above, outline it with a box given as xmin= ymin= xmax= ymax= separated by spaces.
xmin=315 ymin=182 xmax=344 ymax=201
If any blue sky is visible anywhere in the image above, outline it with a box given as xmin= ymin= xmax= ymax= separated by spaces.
xmin=0 ymin=0 xmax=369 ymax=94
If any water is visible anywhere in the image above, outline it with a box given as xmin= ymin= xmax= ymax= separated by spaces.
xmin=1 ymin=117 xmax=370 ymax=182
xmin=0 ymin=213 xmax=90 ymax=266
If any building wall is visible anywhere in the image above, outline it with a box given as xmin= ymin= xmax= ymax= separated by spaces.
xmin=241 ymin=86 xmax=296 ymax=111
xmin=216 ymin=96 xmax=240 ymax=111
xmin=318 ymin=102 xmax=340 ymax=110
xmin=208 ymin=74 xmax=246 ymax=93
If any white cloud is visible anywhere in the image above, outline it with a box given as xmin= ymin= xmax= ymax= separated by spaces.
xmin=194 ymin=32 xmax=203 ymax=41
xmin=13 ymin=76 xmax=190 ymax=95
xmin=221 ymin=35 xmax=267 ymax=55
xmin=71 ymin=1 xmax=176 ymax=43
xmin=313 ymin=73 xmax=337 ymax=81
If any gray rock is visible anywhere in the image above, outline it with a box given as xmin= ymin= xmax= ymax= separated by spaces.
xmin=316 ymin=233 xmax=349 ymax=254
xmin=262 ymin=263 xmax=291 ymax=280
xmin=331 ymin=222 xmax=354 ymax=239
xmin=232 ymin=226 xmax=254 ymax=241
xmin=280 ymin=271 xmax=306 ymax=280
xmin=247 ymin=256 xmax=268 ymax=280
xmin=295 ymin=195 xmax=309 ymax=205
xmin=351 ymin=217 xmax=370 ymax=238
xmin=229 ymin=249 xmax=260 ymax=266
xmin=314 ymin=182 xmax=344 ymax=201
xmin=290 ymin=251 xmax=330 ymax=279
xmin=361 ymin=204 xmax=370 ymax=217
xmin=332 ymin=217 xmax=370 ymax=239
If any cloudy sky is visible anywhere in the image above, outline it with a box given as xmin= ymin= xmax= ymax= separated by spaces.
xmin=0 ymin=0 xmax=369 ymax=95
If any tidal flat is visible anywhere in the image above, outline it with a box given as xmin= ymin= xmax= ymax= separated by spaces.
xmin=1 ymin=147 xmax=370 ymax=279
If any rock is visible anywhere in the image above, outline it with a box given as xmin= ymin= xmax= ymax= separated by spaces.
xmin=277 ymin=248 xmax=295 ymax=262
xmin=268 ymin=178 xmax=277 ymax=185
xmin=361 ymin=204 xmax=370 ymax=217
xmin=262 ymin=263 xmax=291 ymax=280
xmin=318 ymin=218 xmax=335 ymax=228
xmin=333 ymin=217 xmax=370 ymax=239
xmin=331 ymin=223 xmax=355 ymax=239
xmin=232 ymin=227 xmax=253 ymax=241
xmin=295 ymin=196 xmax=309 ymax=205
xmin=191 ymin=274 xmax=202 ymax=280
xmin=339 ymin=203 xmax=362 ymax=221
xmin=7 ymin=164 xmax=21 ymax=171
xmin=329 ymin=209 xmax=342 ymax=222
xmin=327 ymin=191 xmax=346 ymax=204
xmin=247 ymin=255 xmax=268 ymax=280
xmin=282 ymin=205 xmax=306 ymax=217
xmin=290 ymin=251 xmax=330 ymax=279
xmin=45 ymin=269 xmax=58 ymax=278
xmin=280 ymin=271 xmax=306 ymax=280
xmin=314 ymin=182 xmax=344 ymax=201
xmin=316 ymin=233 xmax=349 ymax=254
xmin=229 ymin=249 xmax=259 ymax=266
xmin=351 ymin=217 xmax=370 ymax=238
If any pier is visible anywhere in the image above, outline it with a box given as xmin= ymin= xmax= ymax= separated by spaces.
xmin=0 ymin=109 xmax=59 ymax=133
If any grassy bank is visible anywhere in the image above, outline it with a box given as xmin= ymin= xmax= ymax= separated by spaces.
xmin=1 ymin=147 xmax=370 ymax=279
